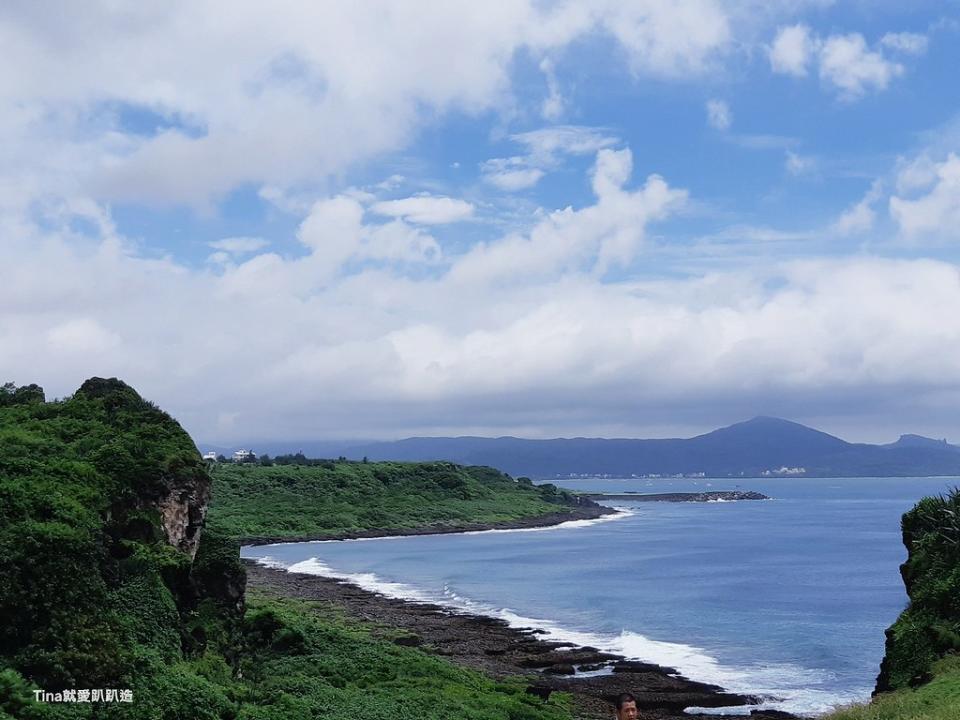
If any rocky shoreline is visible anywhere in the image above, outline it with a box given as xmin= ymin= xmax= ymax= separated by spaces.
xmin=239 ymin=503 xmax=619 ymax=546
xmin=245 ymin=559 xmax=796 ymax=720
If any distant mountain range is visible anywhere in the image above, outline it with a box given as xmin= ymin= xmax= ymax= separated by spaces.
xmin=204 ymin=416 xmax=960 ymax=479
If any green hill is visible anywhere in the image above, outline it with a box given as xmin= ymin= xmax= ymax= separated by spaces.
xmin=206 ymin=460 xmax=591 ymax=542
xmin=0 ymin=379 xmax=573 ymax=720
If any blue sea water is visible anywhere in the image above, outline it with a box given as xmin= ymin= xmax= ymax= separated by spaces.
xmin=241 ymin=476 xmax=958 ymax=716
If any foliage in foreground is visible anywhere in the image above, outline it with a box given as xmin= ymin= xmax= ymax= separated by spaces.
xmin=0 ymin=379 xmax=245 ymax=718
xmin=236 ymin=591 xmax=571 ymax=720
xmin=3 ymin=591 xmax=573 ymax=720
xmin=206 ymin=461 xmax=579 ymax=540
xmin=825 ymin=656 xmax=960 ymax=720
xmin=0 ymin=380 xmax=574 ymax=719
xmin=875 ymin=488 xmax=960 ymax=691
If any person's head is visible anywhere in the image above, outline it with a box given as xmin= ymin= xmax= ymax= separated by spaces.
xmin=615 ymin=693 xmax=638 ymax=720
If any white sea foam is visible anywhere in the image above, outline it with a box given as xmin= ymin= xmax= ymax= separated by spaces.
xmin=252 ymin=555 xmax=288 ymax=569
xmin=459 ymin=508 xmax=634 ymax=536
xmin=254 ymin=552 xmax=861 ymax=717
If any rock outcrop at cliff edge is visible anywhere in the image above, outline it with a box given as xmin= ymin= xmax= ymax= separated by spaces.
xmin=75 ymin=376 xmax=211 ymax=558
xmin=875 ymin=488 xmax=960 ymax=693
xmin=0 ymin=378 xmax=245 ymax=710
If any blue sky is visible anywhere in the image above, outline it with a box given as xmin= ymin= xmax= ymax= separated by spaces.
xmin=2 ymin=2 xmax=960 ymax=443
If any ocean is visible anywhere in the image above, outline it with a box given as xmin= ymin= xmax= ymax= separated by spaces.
xmin=241 ymin=476 xmax=958 ymax=716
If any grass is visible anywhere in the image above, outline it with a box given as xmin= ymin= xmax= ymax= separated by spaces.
xmin=0 ymin=379 xmax=579 ymax=719
xmin=206 ymin=461 xmax=579 ymax=540
xmin=825 ymin=657 xmax=960 ymax=720
xmin=228 ymin=590 xmax=573 ymax=720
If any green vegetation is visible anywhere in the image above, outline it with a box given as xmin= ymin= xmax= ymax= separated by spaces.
xmin=0 ymin=379 xmax=573 ymax=719
xmin=824 ymin=487 xmax=960 ymax=720
xmin=0 ymin=378 xmax=244 ymax=718
xmin=206 ymin=461 xmax=581 ymax=540
xmin=824 ymin=657 xmax=960 ymax=720
xmin=233 ymin=590 xmax=571 ymax=720
xmin=875 ymin=488 xmax=960 ymax=692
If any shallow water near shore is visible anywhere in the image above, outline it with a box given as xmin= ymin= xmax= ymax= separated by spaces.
xmin=242 ymin=476 xmax=958 ymax=717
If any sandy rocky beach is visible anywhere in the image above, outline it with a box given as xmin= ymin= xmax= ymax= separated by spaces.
xmin=243 ymin=497 xmax=795 ymax=720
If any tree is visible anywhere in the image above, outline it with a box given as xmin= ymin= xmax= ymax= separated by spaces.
xmin=0 ymin=382 xmax=45 ymax=407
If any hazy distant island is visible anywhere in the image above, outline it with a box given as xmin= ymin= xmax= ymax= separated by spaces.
xmin=218 ymin=416 xmax=960 ymax=479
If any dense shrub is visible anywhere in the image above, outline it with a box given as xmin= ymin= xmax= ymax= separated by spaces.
xmin=0 ymin=379 xmax=574 ymax=720
xmin=876 ymin=488 xmax=960 ymax=691
xmin=206 ymin=461 xmax=580 ymax=540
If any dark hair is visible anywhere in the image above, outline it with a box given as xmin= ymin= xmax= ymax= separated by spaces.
xmin=615 ymin=693 xmax=637 ymax=710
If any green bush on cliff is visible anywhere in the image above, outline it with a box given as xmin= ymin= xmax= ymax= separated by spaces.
xmin=0 ymin=380 xmax=574 ymax=720
xmin=825 ymin=656 xmax=960 ymax=720
xmin=875 ymin=488 xmax=960 ymax=692
xmin=206 ymin=461 xmax=579 ymax=540
xmin=0 ymin=379 xmax=245 ymax=717
xmin=232 ymin=591 xmax=572 ymax=720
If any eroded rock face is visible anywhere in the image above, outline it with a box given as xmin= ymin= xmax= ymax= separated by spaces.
xmin=157 ymin=472 xmax=210 ymax=559
xmin=76 ymin=376 xmax=213 ymax=560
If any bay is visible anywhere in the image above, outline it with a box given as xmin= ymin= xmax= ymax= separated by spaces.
xmin=242 ymin=476 xmax=958 ymax=716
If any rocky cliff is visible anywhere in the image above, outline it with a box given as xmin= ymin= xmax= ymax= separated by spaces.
xmin=0 ymin=378 xmax=245 ymax=712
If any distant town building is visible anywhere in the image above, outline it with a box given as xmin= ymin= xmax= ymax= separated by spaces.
xmin=233 ymin=449 xmax=255 ymax=463
xmin=202 ymin=451 xmax=218 ymax=462
xmin=761 ymin=466 xmax=806 ymax=476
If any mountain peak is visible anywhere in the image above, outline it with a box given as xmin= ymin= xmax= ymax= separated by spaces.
xmin=744 ymin=415 xmax=797 ymax=426
xmin=886 ymin=434 xmax=957 ymax=451
xmin=693 ymin=416 xmax=849 ymax=451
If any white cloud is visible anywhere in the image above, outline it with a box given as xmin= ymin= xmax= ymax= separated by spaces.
xmin=371 ymin=195 xmax=475 ymax=225
xmin=889 ymin=154 xmax=960 ymax=239
xmin=7 ymin=209 xmax=960 ymax=442
xmin=831 ymin=180 xmax=884 ymax=237
xmin=597 ymin=1 xmax=731 ymax=77
xmin=895 ymin=154 xmax=939 ymax=194
xmin=697 ymin=224 xmax=813 ymax=244
xmin=3 ymin=3 xmax=959 ymax=445
xmin=297 ymin=197 xmax=365 ymax=255
xmin=363 ymin=221 xmax=442 ymax=264
xmin=481 ymin=161 xmax=546 ymax=191
xmin=457 ymin=147 xmax=687 ymax=284
xmin=208 ymin=236 xmax=269 ymax=254
xmin=819 ymin=33 xmax=903 ymax=100
xmin=512 ymin=126 xmax=618 ymax=160
xmin=207 ymin=251 xmax=231 ymax=265
xmin=481 ymin=125 xmax=618 ymax=192
xmin=769 ymin=25 xmax=917 ymax=99
xmin=46 ymin=318 xmax=121 ymax=356
xmin=785 ymin=150 xmax=815 ymax=175
xmin=539 ymin=57 xmax=565 ymax=121
xmin=832 ymin=203 xmax=874 ymax=236
xmin=769 ymin=24 xmax=813 ymax=76
xmin=706 ymin=99 xmax=732 ymax=131
xmin=0 ymin=2 xmax=741 ymax=209
xmin=880 ymin=32 xmax=928 ymax=55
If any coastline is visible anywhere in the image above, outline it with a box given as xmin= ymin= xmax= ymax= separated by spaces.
xmin=239 ymin=503 xmax=619 ymax=546
xmin=244 ymin=560 xmax=796 ymax=719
